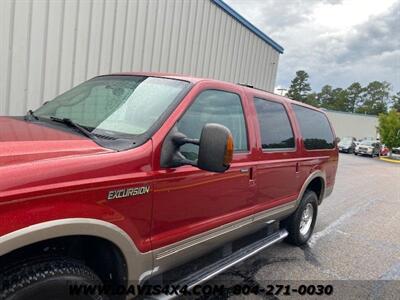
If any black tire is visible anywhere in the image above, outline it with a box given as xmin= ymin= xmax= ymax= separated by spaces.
xmin=0 ymin=257 xmax=105 ymax=300
xmin=282 ymin=190 xmax=318 ymax=246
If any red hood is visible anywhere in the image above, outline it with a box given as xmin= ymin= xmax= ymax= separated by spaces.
xmin=0 ymin=117 xmax=111 ymax=167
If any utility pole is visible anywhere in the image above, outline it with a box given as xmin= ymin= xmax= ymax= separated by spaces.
xmin=277 ymin=88 xmax=287 ymax=96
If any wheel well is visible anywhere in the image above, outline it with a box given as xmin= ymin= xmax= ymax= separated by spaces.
xmin=306 ymin=177 xmax=325 ymax=204
xmin=0 ymin=235 xmax=127 ymax=290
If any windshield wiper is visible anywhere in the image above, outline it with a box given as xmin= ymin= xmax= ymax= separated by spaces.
xmin=49 ymin=117 xmax=100 ymax=142
xmin=24 ymin=110 xmax=39 ymax=121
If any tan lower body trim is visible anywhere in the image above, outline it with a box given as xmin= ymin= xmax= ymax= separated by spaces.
xmin=0 ymin=218 xmax=152 ymax=284
xmin=252 ymin=201 xmax=297 ymax=223
xmin=0 ymin=201 xmax=301 ymax=283
xmin=156 ymin=217 xmax=253 ymax=260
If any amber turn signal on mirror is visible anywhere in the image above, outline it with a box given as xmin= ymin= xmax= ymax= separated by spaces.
xmin=223 ymin=134 xmax=234 ymax=166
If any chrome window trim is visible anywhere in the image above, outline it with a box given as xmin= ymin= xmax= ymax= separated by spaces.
xmin=262 ymin=147 xmax=297 ymax=153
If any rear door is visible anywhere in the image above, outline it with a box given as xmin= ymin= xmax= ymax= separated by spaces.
xmin=249 ymin=93 xmax=301 ymax=216
xmin=291 ymin=104 xmax=338 ymax=190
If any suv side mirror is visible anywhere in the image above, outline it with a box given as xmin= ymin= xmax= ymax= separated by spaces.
xmin=160 ymin=123 xmax=234 ymax=173
xmin=198 ymin=123 xmax=233 ymax=172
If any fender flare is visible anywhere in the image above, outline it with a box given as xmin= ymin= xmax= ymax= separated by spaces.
xmin=0 ymin=218 xmax=152 ymax=283
xmin=296 ymin=170 xmax=326 ymax=206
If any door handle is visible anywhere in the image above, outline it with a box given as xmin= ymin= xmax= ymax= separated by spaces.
xmin=249 ymin=167 xmax=256 ymax=186
xmin=241 ymin=167 xmax=256 ymax=186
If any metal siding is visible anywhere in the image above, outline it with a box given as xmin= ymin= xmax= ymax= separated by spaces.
xmin=237 ymin=29 xmax=248 ymax=84
xmin=189 ymin=0 xmax=204 ymax=75
xmin=242 ymin=30 xmax=252 ymax=84
xmin=325 ymin=111 xmax=379 ymax=140
xmin=201 ymin=0 xmax=215 ymax=78
xmin=232 ymin=25 xmax=245 ymax=84
xmin=176 ymin=0 xmax=190 ymax=74
xmin=258 ymin=44 xmax=268 ymax=89
xmin=44 ymin=0 xmax=65 ymax=100
xmin=266 ymin=47 xmax=274 ymax=90
xmin=59 ymin=0 xmax=78 ymax=92
xmin=214 ymin=10 xmax=228 ymax=80
xmin=224 ymin=17 xmax=236 ymax=83
xmin=86 ymin=0 xmax=105 ymax=77
xmin=8 ymin=0 xmax=29 ymax=115
xmin=0 ymin=0 xmax=280 ymax=116
xmin=111 ymin=0 xmax=128 ymax=72
xmin=152 ymin=0 xmax=166 ymax=71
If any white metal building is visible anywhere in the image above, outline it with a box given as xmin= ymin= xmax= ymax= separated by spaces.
xmin=324 ymin=109 xmax=379 ymax=140
xmin=0 ymin=0 xmax=284 ymax=116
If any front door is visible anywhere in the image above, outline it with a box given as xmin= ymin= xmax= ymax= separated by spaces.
xmin=151 ymin=84 xmax=257 ymax=251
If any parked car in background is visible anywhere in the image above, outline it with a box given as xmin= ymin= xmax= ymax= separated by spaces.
xmin=355 ymin=140 xmax=380 ymax=157
xmin=392 ymin=147 xmax=400 ymax=159
xmin=362 ymin=137 xmax=377 ymax=141
xmin=338 ymin=136 xmax=356 ymax=153
xmin=380 ymin=144 xmax=390 ymax=156
xmin=392 ymin=147 xmax=400 ymax=154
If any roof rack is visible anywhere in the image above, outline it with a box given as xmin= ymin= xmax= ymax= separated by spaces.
xmin=237 ymin=83 xmax=272 ymax=94
xmin=237 ymin=83 xmax=254 ymax=88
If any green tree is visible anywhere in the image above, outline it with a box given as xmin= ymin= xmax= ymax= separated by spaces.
xmin=304 ymin=92 xmax=320 ymax=107
xmin=356 ymin=81 xmax=391 ymax=115
xmin=287 ymin=70 xmax=312 ymax=103
xmin=391 ymin=91 xmax=400 ymax=112
xmin=346 ymin=82 xmax=363 ymax=112
xmin=331 ymin=88 xmax=348 ymax=111
xmin=318 ymin=86 xmax=348 ymax=111
xmin=318 ymin=85 xmax=334 ymax=109
xmin=378 ymin=110 xmax=400 ymax=152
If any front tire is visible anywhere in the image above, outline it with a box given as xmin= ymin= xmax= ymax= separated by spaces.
xmin=283 ymin=191 xmax=318 ymax=246
xmin=0 ymin=257 xmax=105 ymax=300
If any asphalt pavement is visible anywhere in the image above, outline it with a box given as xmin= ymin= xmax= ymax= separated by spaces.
xmin=204 ymin=153 xmax=400 ymax=299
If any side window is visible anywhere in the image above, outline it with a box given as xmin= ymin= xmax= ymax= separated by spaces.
xmin=177 ymin=89 xmax=248 ymax=160
xmin=254 ymin=97 xmax=295 ymax=150
xmin=292 ymin=104 xmax=335 ymax=150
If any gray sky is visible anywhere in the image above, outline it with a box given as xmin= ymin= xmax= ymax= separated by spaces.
xmin=225 ymin=0 xmax=400 ymax=94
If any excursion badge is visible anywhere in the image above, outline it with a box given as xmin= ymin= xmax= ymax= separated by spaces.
xmin=108 ymin=186 xmax=150 ymax=200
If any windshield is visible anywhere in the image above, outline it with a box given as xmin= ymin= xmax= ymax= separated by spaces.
xmin=34 ymin=76 xmax=190 ymax=137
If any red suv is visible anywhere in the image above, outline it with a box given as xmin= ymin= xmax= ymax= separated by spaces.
xmin=0 ymin=73 xmax=338 ymax=299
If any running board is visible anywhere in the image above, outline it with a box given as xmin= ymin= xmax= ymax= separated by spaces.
xmin=150 ymin=229 xmax=288 ymax=300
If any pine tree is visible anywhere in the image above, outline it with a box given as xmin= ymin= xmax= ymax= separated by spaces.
xmin=286 ymin=71 xmax=312 ymax=103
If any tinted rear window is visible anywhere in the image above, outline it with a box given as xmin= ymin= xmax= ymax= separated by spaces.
xmin=254 ymin=98 xmax=295 ymax=149
xmin=292 ymin=105 xmax=335 ymax=150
